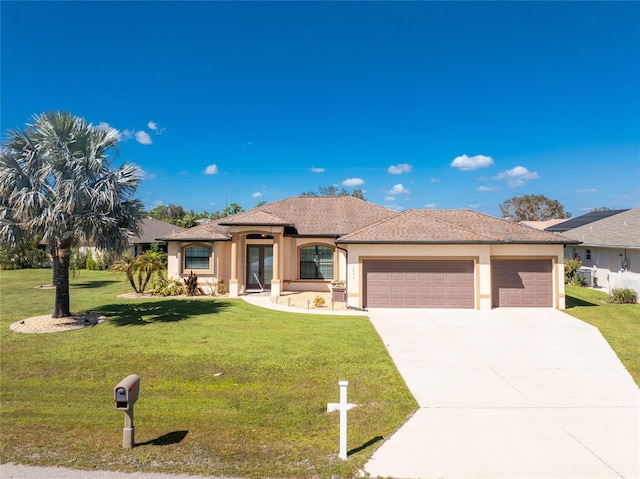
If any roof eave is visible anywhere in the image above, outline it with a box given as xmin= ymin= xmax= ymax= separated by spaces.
xmin=158 ymin=237 xmax=231 ymax=242
xmin=336 ymin=239 xmax=581 ymax=245
xmin=218 ymin=221 xmax=294 ymax=227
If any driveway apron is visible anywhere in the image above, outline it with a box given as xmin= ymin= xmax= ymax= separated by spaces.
xmin=364 ymin=308 xmax=639 ymax=479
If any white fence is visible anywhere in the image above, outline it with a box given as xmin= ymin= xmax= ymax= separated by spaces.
xmin=609 ymin=271 xmax=640 ymax=294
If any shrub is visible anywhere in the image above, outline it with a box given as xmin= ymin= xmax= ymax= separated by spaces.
xmin=70 ymin=248 xmax=88 ymax=270
xmin=313 ymin=295 xmax=326 ymax=308
xmin=608 ymin=288 xmax=638 ymax=304
xmin=572 ymin=275 xmax=586 ymax=287
xmin=153 ymin=276 xmax=184 ymax=296
xmin=85 ymin=252 xmax=98 ymax=270
xmin=183 ymin=270 xmax=201 ymax=296
xmin=216 ymin=279 xmax=229 ymax=295
xmin=564 ymin=257 xmax=582 ymax=284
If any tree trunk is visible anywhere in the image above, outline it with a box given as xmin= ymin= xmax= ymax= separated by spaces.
xmin=52 ymin=242 xmax=72 ymax=318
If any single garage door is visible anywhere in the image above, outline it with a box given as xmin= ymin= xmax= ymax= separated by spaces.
xmin=364 ymin=260 xmax=475 ymax=308
xmin=492 ymin=259 xmax=553 ymax=307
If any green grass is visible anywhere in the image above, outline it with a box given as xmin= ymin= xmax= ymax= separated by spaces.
xmin=565 ymin=285 xmax=640 ymax=386
xmin=0 ymin=269 xmax=417 ymax=478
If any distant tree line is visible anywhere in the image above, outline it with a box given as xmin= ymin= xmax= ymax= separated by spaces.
xmin=301 ymin=185 xmax=366 ymax=200
xmin=145 ymin=202 xmax=246 ymax=228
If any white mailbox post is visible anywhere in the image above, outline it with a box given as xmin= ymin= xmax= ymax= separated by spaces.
xmin=338 ymin=380 xmax=348 ymax=460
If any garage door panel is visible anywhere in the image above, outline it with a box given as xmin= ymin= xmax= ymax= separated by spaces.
xmin=365 ymin=260 xmax=475 ymax=309
xmin=492 ymin=260 xmax=552 ymax=308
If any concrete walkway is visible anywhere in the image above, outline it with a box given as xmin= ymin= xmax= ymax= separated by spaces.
xmin=364 ymin=308 xmax=640 ymax=479
xmin=241 ymin=293 xmax=365 ymax=315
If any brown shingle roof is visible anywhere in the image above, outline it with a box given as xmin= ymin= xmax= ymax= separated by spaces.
xmin=219 ymin=210 xmax=293 ymax=227
xmin=160 ymin=221 xmax=230 ymax=241
xmin=337 ymin=209 xmax=578 ymax=244
xmin=251 ymin=196 xmax=396 ymax=236
xmin=161 ymin=196 xmax=396 ymax=241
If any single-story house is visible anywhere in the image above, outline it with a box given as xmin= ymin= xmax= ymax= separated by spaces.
xmin=549 ymin=209 xmax=639 ymax=292
xmin=160 ymin=196 xmax=578 ymax=310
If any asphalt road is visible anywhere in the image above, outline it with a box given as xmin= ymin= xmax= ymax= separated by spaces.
xmin=0 ymin=464 xmax=235 ymax=479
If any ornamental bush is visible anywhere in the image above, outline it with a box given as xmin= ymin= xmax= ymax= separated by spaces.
xmin=608 ymin=288 xmax=638 ymax=304
xmin=153 ymin=276 xmax=184 ymax=296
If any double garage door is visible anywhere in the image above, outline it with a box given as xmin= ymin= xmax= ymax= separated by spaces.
xmin=364 ymin=260 xmax=475 ymax=308
xmin=364 ymin=259 xmax=553 ymax=309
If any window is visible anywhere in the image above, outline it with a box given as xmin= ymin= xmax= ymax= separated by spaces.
xmin=586 ymin=249 xmax=591 ymax=260
xmin=300 ymin=245 xmax=333 ymax=280
xmin=185 ymin=246 xmax=210 ymax=270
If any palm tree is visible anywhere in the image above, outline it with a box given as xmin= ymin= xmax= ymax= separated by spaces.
xmin=109 ymin=254 xmax=139 ymax=292
xmin=0 ymin=112 xmax=143 ymax=317
xmin=135 ymin=250 xmax=167 ymax=293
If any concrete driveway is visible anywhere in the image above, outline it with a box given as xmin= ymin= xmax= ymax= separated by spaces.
xmin=364 ymin=308 xmax=639 ymax=479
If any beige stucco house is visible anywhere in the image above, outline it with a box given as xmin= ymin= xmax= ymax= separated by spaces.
xmin=160 ymin=196 xmax=578 ymax=310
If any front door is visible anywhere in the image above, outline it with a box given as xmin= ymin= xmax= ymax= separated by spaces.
xmin=247 ymin=245 xmax=273 ymax=291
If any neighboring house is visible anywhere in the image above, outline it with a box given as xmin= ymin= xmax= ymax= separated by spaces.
xmin=129 ymin=218 xmax=186 ymax=256
xmin=160 ymin=196 xmax=578 ymax=310
xmin=550 ymin=209 xmax=640 ymax=293
xmin=545 ymin=209 xmax=629 ymax=233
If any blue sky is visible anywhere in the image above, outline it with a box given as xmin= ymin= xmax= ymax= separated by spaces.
xmin=2 ymin=1 xmax=639 ymax=218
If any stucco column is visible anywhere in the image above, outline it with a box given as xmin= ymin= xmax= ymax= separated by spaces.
xmin=271 ymin=233 xmax=282 ymax=297
xmin=478 ymin=247 xmax=491 ymax=310
xmin=229 ymin=234 xmax=239 ymax=297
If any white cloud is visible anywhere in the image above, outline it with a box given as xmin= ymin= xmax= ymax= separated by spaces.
xmin=342 ymin=178 xmax=364 ymax=187
xmin=135 ymin=131 xmax=153 ymax=145
xmin=152 ymin=200 xmax=163 ymax=207
xmin=147 ymin=121 xmax=157 ymax=131
xmin=204 ymin=164 xmax=218 ymax=175
xmin=450 ymin=154 xmax=494 ymax=171
xmin=119 ymin=129 xmax=135 ymax=141
xmin=424 ymin=202 xmax=437 ymax=208
xmin=576 ymin=188 xmax=598 ymax=194
xmin=252 ymin=192 xmax=263 ymax=198
xmin=311 ymin=167 xmax=325 ymax=173
xmin=477 ymin=185 xmax=500 ymax=192
xmin=385 ymin=184 xmax=409 ymax=195
xmin=492 ymin=165 xmax=540 ymax=187
xmin=430 ymin=177 xmax=440 ymax=183
xmin=387 ymin=163 xmax=413 ymax=175
xmin=385 ymin=196 xmax=396 ymax=201
xmin=468 ymin=203 xmax=482 ymax=209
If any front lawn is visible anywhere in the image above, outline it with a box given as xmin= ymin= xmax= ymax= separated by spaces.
xmin=565 ymin=285 xmax=640 ymax=386
xmin=0 ymin=269 xmax=417 ymax=478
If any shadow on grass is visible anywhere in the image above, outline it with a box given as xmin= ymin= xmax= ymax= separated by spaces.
xmin=566 ymin=295 xmax=599 ymax=308
xmin=136 ymin=430 xmax=188 ymax=447
xmin=101 ymin=299 xmax=229 ymax=326
xmin=71 ymin=280 xmax=120 ymax=289
xmin=348 ymin=435 xmax=384 ymax=456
